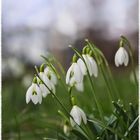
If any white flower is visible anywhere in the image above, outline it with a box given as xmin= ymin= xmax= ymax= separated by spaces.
xmin=82 ymin=54 xmax=98 ymax=77
xmin=70 ymin=105 xmax=87 ymax=126
xmin=115 ymin=47 xmax=129 ymax=67
xmin=26 ymin=83 xmax=42 ymax=104
xmin=44 ymin=67 xmax=57 ymax=85
xmin=66 ymin=62 xmax=83 ymax=87
xmin=39 ymin=72 xmax=56 ymax=94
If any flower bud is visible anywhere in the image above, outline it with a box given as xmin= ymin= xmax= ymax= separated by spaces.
xmin=82 ymin=46 xmax=88 ymax=54
xmin=71 ymin=96 xmax=76 ymax=106
xmin=72 ymin=54 xmax=78 ymax=62
xmin=86 ymin=47 xmax=90 ymax=54
xmin=40 ymin=64 xmax=45 ymax=72
xmin=32 ymin=77 xmax=37 ymax=83
xmin=63 ymin=121 xmax=70 ymax=136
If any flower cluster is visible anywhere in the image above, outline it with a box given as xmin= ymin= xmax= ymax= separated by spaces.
xmin=66 ymin=47 xmax=98 ymax=92
xmin=26 ymin=65 xmax=57 ymax=104
xmin=25 ymin=37 xmax=131 ymax=132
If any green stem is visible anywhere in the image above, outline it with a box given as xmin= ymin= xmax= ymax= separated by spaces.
xmin=14 ymin=113 xmax=21 ymax=140
xmin=121 ymin=36 xmax=138 ymax=89
xmin=53 ymin=56 xmax=66 ymax=75
xmin=87 ymin=70 xmax=104 ymax=121
xmin=100 ymin=64 xmax=114 ymax=109
xmin=106 ymin=66 xmax=120 ymax=100
xmin=88 ymin=41 xmax=120 ymax=100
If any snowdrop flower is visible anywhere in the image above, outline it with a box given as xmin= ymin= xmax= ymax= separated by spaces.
xmin=26 ymin=77 xmax=42 ymax=104
xmin=82 ymin=54 xmax=98 ymax=77
xmin=66 ymin=62 xmax=83 ymax=89
xmin=66 ymin=55 xmax=85 ymax=92
xmin=70 ymin=105 xmax=87 ymax=126
xmin=44 ymin=67 xmax=57 ymax=85
xmin=39 ymin=65 xmax=56 ymax=94
xmin=115 ymin=47 xmax=129 ymax=67
xmin=39 ymin=72 xmax=56 ymax=93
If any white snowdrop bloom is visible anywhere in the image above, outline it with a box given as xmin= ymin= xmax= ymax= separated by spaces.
xmin=70 ymin=105 xmax=87 ymax=126
xmin=39 ymin=72 xmax=56 ymax=94
xmin=44 ymin=67 xmax=57 ymax=85
xmin=26 ymin=83 xmax=42 ymax=104
xmin=66 ymin=62 xmax=83 ymax=87
xmin=77 ymin=58 xmax=87 ymax=75
xmin=115 ymin=47 xmax=129 ymax=67
xmin=82 ymin=54 xmax=98 ymax=77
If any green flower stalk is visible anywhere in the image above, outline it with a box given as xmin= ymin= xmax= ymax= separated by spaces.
xmin=120 ymin=36 xmax=138 ymax=88
xmin=69 ymin=45 xmax=104 ymax=121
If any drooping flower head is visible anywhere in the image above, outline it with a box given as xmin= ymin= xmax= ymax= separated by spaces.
xmin=66 ymin=54 xmax=84 ymax=92
xmin=115 ymin=47 xmax=129 ymax=67
xmin=70 ymin=105 xmax=87 ymax=126
xmin=82 ymin=47 xmax=98 ymax=77
xmin=26 ymin=77 xmax=42 ymax=104
xmin=39 ymin=64 xmax=56 ymax=94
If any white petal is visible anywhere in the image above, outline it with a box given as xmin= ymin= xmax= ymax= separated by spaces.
xmin=70 ymin=105 xmax=82 ymax=125
xmin=75 ymin=82 xmax=84 ymax=92
xmin=40 ymin=84 xmax=50 ymax=97
xmin=77 ymin=58 xmax=87 ymax=75
xmin=66 ymin=64 xmax=74 ymax=84
xmin=26 ymin=84 xmax=33 ymax=104
xmin=79 ymin=109 xmax=87 ymax=124
xmin=115 ymin=48 xmax=122 ymax=66
xmin=44 ymin=76 xmax=52 ymax=89
xmin=88 ymin=56 xmax=98 ymax=77
xmin=73 ymin=63 xmax=83 ymax=83
xmin=44 ymin=67 xmax=57 ymax=85
xmin=33 ymin=84 xmax=42 ymax=104
xmin=39 ymin=72 xmax=45 ymax=80
xmin=51 ymin=73 xmax=57 ymax=85
xmin=44 ymin=67 xmax=49 ymax=74
xmin=115 ymin=53 xmax=119 ymax=67
xmin=69 ymin=76 xmax=75 ymax=86
xmin=31 ymin=94 xmax=39 ymax=104
xmin=123 ymin=49 xmax=129 ymax=66
xmin=38 ymin=92 xmax=42 ymax=104
xmin=118 ymin=48 xmax=125 ymax=65
xmin=83 ymin=55 xmax=92 ymax=76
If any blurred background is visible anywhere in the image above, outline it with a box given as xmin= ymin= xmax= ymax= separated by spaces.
xmin=2 ymin=0 xmax=138 ymax=139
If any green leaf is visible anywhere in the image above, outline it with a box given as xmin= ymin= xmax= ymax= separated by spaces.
xmin=87 ymin=119 xmax=102 ymax=135
xmin=112 ymin=101 xmax=129 ymax=122
xmin=124 ymin=116 xmax=139 ymax=137
xmin=71 ymin=128 xmax=89 ymax=140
